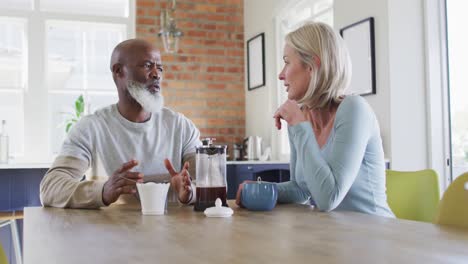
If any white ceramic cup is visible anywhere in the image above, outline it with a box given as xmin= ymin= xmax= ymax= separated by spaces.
xmin=136 ymin=182 xmax=170 ymax=215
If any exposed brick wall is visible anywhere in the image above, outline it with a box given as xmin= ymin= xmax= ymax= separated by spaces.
xmin=136 ymin=0 xmax=245 ymax=154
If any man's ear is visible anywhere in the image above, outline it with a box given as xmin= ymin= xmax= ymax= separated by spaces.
xmin=112 ymin=63 xmax=123 ymax=76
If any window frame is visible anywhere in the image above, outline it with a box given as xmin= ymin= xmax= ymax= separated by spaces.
xmin=0 ymin=0 xmax=135 ymax=163
xmin=423 ymin=0 xmax=451 ymax=191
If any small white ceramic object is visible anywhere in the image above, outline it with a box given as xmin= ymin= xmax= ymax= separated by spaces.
xmin=204 ymin=198 xmax=233 ymax=217
xmin=136 ymin=182 xmax=170 ymax=215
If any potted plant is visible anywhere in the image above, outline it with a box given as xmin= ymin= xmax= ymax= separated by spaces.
xmin=64 ymin=95 xmax=85 ymax=133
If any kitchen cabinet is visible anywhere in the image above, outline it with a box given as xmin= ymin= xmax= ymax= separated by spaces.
xmin=0 ymin=166 xmax=48 ymax=264
xmin=226 ymin=162 xmax=290 ymax=199
xmin=226 ymin=160 xmax=389 ymax=199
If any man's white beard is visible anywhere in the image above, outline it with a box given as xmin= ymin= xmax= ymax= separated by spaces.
xmin=127 ymin=80 xmax=164 ymax=113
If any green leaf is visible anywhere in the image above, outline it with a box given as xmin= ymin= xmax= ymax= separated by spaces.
xmin=65 ymin=123 xmax=73 ymax=133
xmin=64 ymin=94 xmax=86 ymax=133
xmin=75 ymin=95 xmax=84 ymax=116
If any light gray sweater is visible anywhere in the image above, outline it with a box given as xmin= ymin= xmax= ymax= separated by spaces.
xmin=277 ymin=96 xmax=395 ymax=217
xmin=40 ymin=104 xmax=201 ymax=208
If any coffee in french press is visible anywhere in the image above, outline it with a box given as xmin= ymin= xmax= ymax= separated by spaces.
xmin=194 ymin=138 xmax=228 ymax=211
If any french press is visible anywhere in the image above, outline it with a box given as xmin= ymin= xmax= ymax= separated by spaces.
xmin=194 ymin=138 xmax=228 ymax=211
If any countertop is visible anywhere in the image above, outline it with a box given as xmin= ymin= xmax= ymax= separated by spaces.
xmin=0 ymin=163 xmax=51 ymax=169
xmin=0 ymin=160 xmax=289 ymax=169
xmin=227 ymin=160 xmax=288 ymax=164
xmin=1 ymin=159 xmax=390 ymax=168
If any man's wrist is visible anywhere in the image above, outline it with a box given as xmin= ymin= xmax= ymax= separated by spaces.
xmin=101 ymin=186 xmax=110 ymax=206
xmin=178 ymin=188 xmax=193 ymax=204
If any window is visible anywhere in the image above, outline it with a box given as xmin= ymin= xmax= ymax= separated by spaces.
xmin=47 ymin=21 xmax=126 ymax=153
xmin=40 ymin=0 xmax=129 ymax=18
xmin=446 ymin=0 xmax=468 ymax=179
xmin=0 ymin=0 xmax=134 ymax=163
xmin=0 ymin=0 xmax=33 ymax=11
xmin=0 ymin=17 xmax=27 ymax=157
xmin=274 ymin=0 xmax=333 ymax=160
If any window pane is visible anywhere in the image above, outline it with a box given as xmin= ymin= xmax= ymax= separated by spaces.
xmin=47 ymin=21 xmax=125 ymax=91
xmin=314 ymin=12 xmax=333 ymax=27
xmin=48 ymin=92 xmax=117 ymax=154
xmin=447 ymin=0 xmax=468 ymax=178
xmin=314 ymin=0 xmax=333 ymax=14
xmin=87 ymin=93 xmax=118 ymax=114
xmin=48 ymin=93 xmax=82 ymax=154
xmin=46 ymin=22 xmax=84 ymax=91
xmin=40 ymin=0 xmax=129 ymax=18
xmin=0 ymin=91 xmax=24 ymax=157
xmin=275 ymin=0 xmax=334 ymax=159
xmin=0 ymin=17 xmax=27 ymax=89
xmin=0 ymin=0 xmax=33 ymax=11
xmin=87 ymin=27 xmax=125 ymax=90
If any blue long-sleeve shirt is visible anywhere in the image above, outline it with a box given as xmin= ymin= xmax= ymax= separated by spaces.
xmin=277 ymin=96 xmax=394 ymax=217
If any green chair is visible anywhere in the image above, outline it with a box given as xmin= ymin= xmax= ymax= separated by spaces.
xmin=0 ymin=211 xmax=23 ymax=264
xmin=434 ymin=172 xmax=468 ymax=229
xmin=0 ymin=242 xmax=7 ymax=264
xmin=386 ymin=169 xmax=440 ymax=222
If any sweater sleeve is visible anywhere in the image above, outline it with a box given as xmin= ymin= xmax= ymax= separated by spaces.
xmin=276 ymin=131 xmax=310 ymax=204
xmin=180 ymin=114 xmax=202 ymax=156
xmin=40 ymin=155 xmax=106 ymax=208
xmin=40 ymin=117 xmax=106 ymax=209
xmin=287 ymin=97 xmax=373 ymax=211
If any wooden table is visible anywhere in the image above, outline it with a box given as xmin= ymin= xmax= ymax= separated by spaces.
xmin=24 ymin=201 xmax=468 ymax=264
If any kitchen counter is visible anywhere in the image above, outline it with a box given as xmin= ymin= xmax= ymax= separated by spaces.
xmin=0 ymin=159 xmax=390 ymax=168
xmin=228 ymin=159 xmax=391 ymax=169
xmin=0 ymin=161 xmax=286 ymax=168
xmin=24 ymin=201 xmax=468 ymax=264
xmin=227 ymin=160 xmax=288 ymax=164
xmin=0 ymin=163 xmax=50 ymax=169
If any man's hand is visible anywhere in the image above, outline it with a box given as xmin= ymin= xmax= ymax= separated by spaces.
xmin=164 ymin=159 xmax=193 ymax=204
xmin=102 ymin=159 xmax=143 ymax=205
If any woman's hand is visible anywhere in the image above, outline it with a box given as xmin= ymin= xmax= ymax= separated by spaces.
xmin=235 ymin=180 xmax=255 ymax=206
xmin=273 ymin=100 xmax=306 ymax=130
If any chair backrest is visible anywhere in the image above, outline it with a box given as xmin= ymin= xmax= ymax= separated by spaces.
xmin=386 ymin=169 xmax=440 ymax=222
xmin=434 ymin=172 xmax=468 ymax=229
xmin=0 ymin=242 xmax=8 ymax=264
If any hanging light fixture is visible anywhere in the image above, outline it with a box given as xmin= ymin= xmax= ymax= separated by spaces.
xmin=158 ymin=0 xmax=183 ymax=54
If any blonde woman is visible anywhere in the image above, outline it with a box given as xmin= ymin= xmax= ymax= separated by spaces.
xmin=238 ymin=22 xmax=394 ymax=217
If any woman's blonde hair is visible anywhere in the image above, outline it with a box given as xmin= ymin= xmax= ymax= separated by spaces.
xmin=285 ymin=22 xmax=352 ymax=109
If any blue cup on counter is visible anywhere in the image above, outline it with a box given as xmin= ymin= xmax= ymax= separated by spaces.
xmin=241 ymin=177 xmax=278 ymax=211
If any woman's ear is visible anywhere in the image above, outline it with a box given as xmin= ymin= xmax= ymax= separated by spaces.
xmin=312 ymin=56 xmax=321 ymax=68
xmin=306 ymin=56 xmax=321 ymax=73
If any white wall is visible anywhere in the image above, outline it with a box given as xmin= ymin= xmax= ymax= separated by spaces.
xmin=334 ymin=0 xmax=392 ymax=158
xmin=335 ymin=0 xmax=428 ymax=170
xmin=244 ymin=0 xmax=283 ymax=160
xmin=387 ymin=0 xmax=428 ymax=170
xmin=245 ymin=0 xmax=430 ymax=171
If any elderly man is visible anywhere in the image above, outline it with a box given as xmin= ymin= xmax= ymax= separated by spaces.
xmin=40 ymin=39 xmax=200 ymax=208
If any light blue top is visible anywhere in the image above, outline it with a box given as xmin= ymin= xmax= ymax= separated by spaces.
xmin=277 ymin=96 xmax=395 ymax=217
